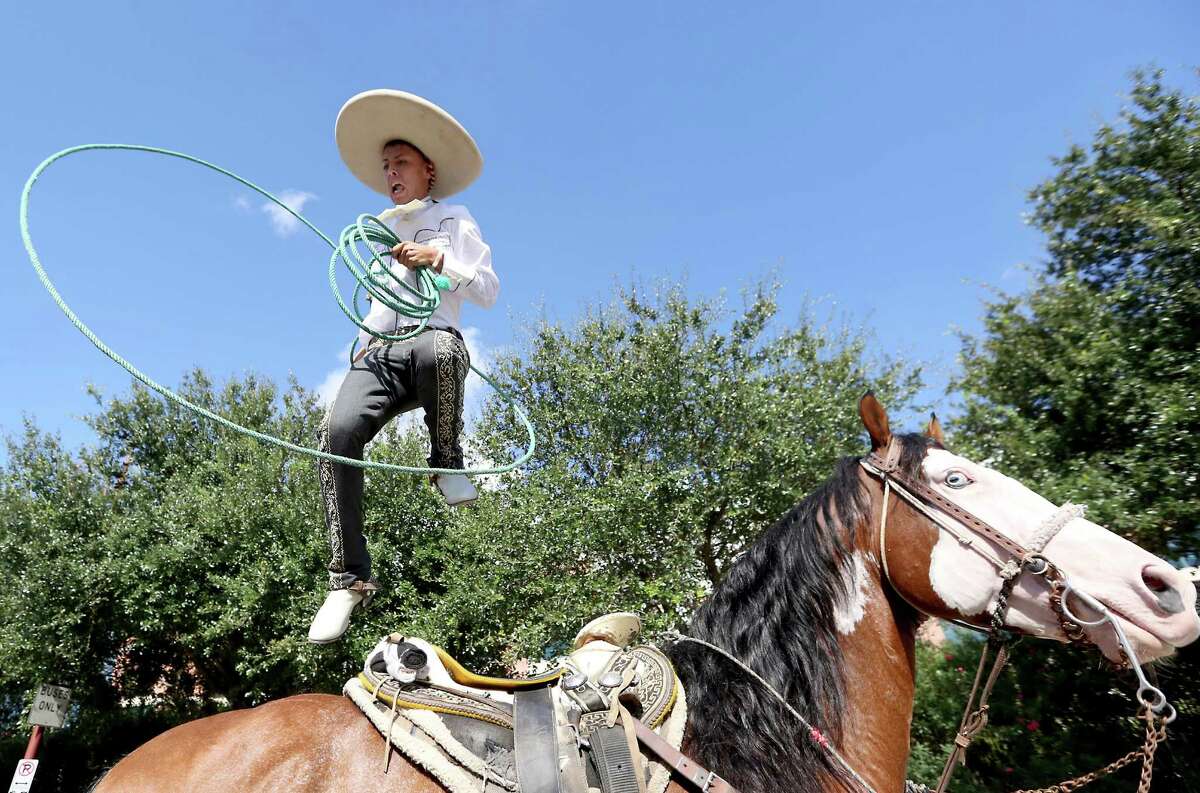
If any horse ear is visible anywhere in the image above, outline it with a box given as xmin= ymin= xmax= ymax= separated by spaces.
xmin=925 ymin=413 xmax=946 ymax=446
xmin=858 ymin=392 xmax=892 ymax=451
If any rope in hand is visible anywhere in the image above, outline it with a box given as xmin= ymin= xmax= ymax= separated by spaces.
xmin=19 ymin=143 xmax=536 ymax=476
xmin=330 ymin=212 xmax=447 ymax=364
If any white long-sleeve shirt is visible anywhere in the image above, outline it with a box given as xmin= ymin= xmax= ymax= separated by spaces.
xmin=356 ymin=198 xmax=498 ymax=349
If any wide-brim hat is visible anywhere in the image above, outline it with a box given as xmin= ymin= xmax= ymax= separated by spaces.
xmin=335 ymin=89 xmax=482 ymax=200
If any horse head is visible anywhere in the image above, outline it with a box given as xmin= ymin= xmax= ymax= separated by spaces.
xmin=858 ymin=393 xmax=1199 ymax=664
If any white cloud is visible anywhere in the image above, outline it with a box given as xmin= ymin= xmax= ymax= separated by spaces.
xmin=261 ymin=190 xmax=317 ymax=238
xmin=462 ymin=437 xmax=508 ymax=491
xmin=232 ymin=195 xmax=252 ymax=212
xmin=460 ymin=325 xmax=509 ymax=425
xmin=314 ymin=347 xmax=350 ymax=408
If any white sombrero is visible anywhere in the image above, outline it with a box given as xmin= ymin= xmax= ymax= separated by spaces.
xmin=335 ymin=89 xmax=482 ymax=200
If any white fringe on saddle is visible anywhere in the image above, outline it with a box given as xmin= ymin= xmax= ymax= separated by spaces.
xmin=344 ymin=675 xmax=688 ymax=793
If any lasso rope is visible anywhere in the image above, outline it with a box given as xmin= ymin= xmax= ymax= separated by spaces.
xmin=19 ymin=143 xmax=535 ymax=476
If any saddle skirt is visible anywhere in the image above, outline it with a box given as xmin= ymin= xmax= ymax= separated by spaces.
xmin=343 ymin=619 xmax=687 ymax=793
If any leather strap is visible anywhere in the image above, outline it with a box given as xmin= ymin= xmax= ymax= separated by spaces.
xmin=553 ymin=690 xmax=590 ymax=793
xmin=591 ymin=720 xmax=644 ymax=793
xmin=866 ymin=450 xmax=1030 ymax=561
xmin=514 ymin=686 xmax=563 ymax=793
xmin=632 ymin=719 xmax=741 ymax=793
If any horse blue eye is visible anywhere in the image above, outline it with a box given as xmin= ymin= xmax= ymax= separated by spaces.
xmin=945 ymin=471 xmax=971 ymax=489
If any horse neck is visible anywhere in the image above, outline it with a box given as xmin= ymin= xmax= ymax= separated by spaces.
xmin=674 ymin=463 xmax=922 ymax=793
xmin=833 ymin=509 xmax=920 ymax=792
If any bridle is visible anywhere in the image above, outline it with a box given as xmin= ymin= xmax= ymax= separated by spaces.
xmin=672 ymin=438 xmax=1180 ymax=793
xmin=857 ymin=439 xmax=1177 ymax=793
xmin=859 ymin=440 xmax=1084 ymax=640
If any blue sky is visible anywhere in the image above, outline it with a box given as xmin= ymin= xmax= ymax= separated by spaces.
xmin=2 ymin=1 xmax=1197 ymax=458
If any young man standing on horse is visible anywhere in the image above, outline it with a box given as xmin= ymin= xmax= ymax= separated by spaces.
xmin=309 ymin=90 xmax=498 ymax=644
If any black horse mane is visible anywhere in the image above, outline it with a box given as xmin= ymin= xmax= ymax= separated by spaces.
xmin=667 ymin=434 xmax=931 ymax=793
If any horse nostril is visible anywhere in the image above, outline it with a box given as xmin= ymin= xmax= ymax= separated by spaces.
xmin=1142 ymin=568 xmax=1184 ymax=615
xmin=1143 ymin=571 xmax=1170 ymax=593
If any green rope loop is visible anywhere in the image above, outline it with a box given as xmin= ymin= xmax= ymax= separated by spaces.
xmin=331 ymin=212 xmax=449 ymax=364
xmin=19 ymin=143 xmax=535 ymax=476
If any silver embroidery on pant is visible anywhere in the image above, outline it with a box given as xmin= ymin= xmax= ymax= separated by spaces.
xmin=433 ymin=331 xmax=468 ymax=466
xmin=317 ymin=408 xmax=346 ymax=590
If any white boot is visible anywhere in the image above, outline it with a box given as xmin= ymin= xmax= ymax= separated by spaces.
xmin=434 ymin=473 xmax=478 ymax=506
xmin=308 ymin=588 xmax=365 ymax=644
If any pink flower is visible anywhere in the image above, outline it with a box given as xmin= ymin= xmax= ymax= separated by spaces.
xmin=944 ymin=654 xmax=954 ymax=661
xmin=1026 ymin=720 xmax=1040 ymax=731
xmin=809 ymin=727 xmax=829 ymax=747
xmin=1004 ymin=767 xmax=1014 ymax=774
xmin=956 ymin=666 xmax=965 ymax=673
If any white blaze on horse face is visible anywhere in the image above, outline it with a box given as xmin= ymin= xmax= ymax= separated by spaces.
xmin=921 ymin=449 xmax=1200 ymax=662
xmin=834 ymin=551 xmax=873 ymax=635
xmin=927 ymin=531 xmax=998 ymax=616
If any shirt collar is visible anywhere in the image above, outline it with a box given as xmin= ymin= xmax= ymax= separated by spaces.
xmin=377 ymin=196 xmax=435 ymax=223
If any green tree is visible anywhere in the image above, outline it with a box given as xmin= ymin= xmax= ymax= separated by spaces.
xmin=0 ymin=277 xmax=922 ymax=790
xmin=0 ymin=372 xmax=454 ymax=791
xmin=419 ymin=279 xmax=921 ymax=667
xmin=948 ymin=70 xmax=1200 ymax=791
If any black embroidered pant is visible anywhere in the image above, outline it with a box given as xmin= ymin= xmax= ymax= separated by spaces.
xmin=317 ymin=328 xmax=469 ymax=590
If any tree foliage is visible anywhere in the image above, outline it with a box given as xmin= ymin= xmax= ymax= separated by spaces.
xmin=0 ymin=278 xmax=919 ymax=790
xmin=0 ymin=371 xmax=470 ymax=789
xmin=953 ymin=69 xmax=1200 ymax=558
xmin=419 ymin=280 xmax=921 ymax=666
xmin=945 ymin=70 xmax=1200 ymax=792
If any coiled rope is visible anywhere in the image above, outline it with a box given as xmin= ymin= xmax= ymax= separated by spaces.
xmin=19 ymin=143 xmax=535 ymax=476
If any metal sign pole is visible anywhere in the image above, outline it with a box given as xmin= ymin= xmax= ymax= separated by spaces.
xmin=22 ymin=726 xmax=43 ymax=761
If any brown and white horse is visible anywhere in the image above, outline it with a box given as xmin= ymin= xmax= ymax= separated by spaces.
xmin=93 ymin=395 xmax=1198 ymax=793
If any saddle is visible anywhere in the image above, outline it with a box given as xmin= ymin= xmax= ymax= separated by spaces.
xmin=344 ymin=613 xmax=703 ymax=793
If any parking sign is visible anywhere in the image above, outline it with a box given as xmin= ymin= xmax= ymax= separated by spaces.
xmin=8 ymin=759 xmax=37 ymax=793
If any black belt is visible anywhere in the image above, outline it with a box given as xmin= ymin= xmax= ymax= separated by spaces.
xmin=365 ymin=325 xmax=463 ymax=351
